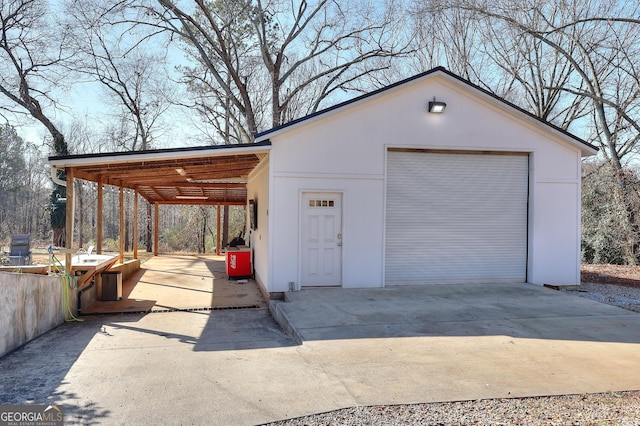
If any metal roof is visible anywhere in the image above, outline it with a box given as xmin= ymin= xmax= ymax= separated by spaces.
xmin=48 ymin=142 xmax=271 ymax=205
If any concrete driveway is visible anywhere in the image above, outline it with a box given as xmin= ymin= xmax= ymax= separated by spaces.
xmin=1 ymin=283 xmax=639 ymax=425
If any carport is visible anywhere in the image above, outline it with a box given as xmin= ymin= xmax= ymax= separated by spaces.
xmin=47 ymin=143 xmax=271 ymax=313
xmin=48 ymin=142 xmax=271 ymax=264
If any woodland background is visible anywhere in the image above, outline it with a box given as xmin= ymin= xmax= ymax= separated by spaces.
xmin=1 ymin=0 xmax=639 ymax=263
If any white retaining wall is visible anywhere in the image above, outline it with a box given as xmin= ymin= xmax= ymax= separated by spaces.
xmin=0 ymin=272 xmax=64 ymax=357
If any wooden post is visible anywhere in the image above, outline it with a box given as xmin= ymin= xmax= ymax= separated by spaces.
xmin=154 ymin=203 xmax=159 ymax=256
xmin=119 ymin=185 xmax=124 ymax=264
xmin=65 ymin=167 xmax=74 ymax=274
xmin=216 ymin=204 xmax=221 ymax=255
xmin=133 ymin=188 xmax=139 ymax=260
xmin=97 ymin=176 xmax=103 ymax=254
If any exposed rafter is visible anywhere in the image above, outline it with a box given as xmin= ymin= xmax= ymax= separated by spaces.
xmin=49 ymin=143 xmax=271 ymax=206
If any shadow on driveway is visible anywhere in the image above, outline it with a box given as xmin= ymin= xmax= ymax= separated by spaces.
xmin=0 ymin=315 xmax=141 ymax=417
xmin=0 ymin=308 xmax=295 ymax=419
xmin=2 ymin=283 xmax=639 ymax=425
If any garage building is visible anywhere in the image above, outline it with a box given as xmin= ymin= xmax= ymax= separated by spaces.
xmin=249 ymin=67 xmax=597 ymax=295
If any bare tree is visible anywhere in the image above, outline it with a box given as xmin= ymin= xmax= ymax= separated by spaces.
xmin=113 ymin=0 xmax=413 ymax=142
xmin=62 ymin=120 xmax=100 ymax=248
xmin=426 ymin=0 xmax=640 ymax=169
xmin=95 ymin=49 xmax=172 ymax=152
xmin=87 ymin=0 xmax=411 ymax=247
xmin=68 ymin=1 xmax=174 ymax=151
xmin=478 ymin=8 xmax=591 ymax=129
xmin=409 ymin=0 xmax=590 ymax=128
xmin=67 ymin=1 xmax=180 ymax=252
xmin=408 ymin=3 xmax=490 ymax=82
xmin=0 ymin=0 xmax=74 ymax=245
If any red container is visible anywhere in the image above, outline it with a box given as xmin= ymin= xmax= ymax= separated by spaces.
xmin=226 ymin=248 xmax=252 ymax=278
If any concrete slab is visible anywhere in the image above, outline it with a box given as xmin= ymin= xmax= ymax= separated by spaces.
xmin=271 ymin=283 xmax=640 ymax=343
xmin=0 ymin=283 xmax=639 ymax=425
xmin=268 ymin=283 xmax=640 ymax=410
xmin=81 ymin=255 xmax=265 ymax=314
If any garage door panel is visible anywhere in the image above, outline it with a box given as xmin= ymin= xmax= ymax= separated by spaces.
xmin=385 ymin=151 xmax=528 ymax=284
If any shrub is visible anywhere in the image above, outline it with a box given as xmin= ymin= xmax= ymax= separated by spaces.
xmin=582 ymin=162 xmax=640 ymax=264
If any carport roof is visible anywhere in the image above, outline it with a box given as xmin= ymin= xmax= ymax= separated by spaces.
xmin=48 ymin=142 xmax=271 ymax=205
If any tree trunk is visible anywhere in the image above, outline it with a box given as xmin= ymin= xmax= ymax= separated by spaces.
xmin=612 ymin=169 xmax=640 ymax=264
xmin=50 ymin=177 xmax=66 ymax=247
xmin=49 ymin=132 xmax=68 ymax=247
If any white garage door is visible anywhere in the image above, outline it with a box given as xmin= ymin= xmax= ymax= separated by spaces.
xmin=385 ymin=150 xmax=529 ymax=284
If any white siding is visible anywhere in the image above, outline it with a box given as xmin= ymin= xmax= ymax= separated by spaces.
xmin=246 ymin=156 xmax=270 ymax=294
xmin=269 ymin=176 xmax=385 ymax=292
xmin=529 ymin=181 xmax=581 ymax=285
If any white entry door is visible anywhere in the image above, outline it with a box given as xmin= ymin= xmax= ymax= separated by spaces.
xmin=301 ymin=192 xmax=342 ymax=286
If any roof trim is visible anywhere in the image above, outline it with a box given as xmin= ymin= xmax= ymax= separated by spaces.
xmin=254 ymin=67 xmax=598 ymax=154
xmin=254 ymin=68 xmax=445 ymax=140
xmin=48 ymin=141 xmax=272 ymax=166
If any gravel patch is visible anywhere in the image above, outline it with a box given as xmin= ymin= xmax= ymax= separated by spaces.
xmin=263 ymin=391 xmax=640 ymax=425
xmin=565 ymin=282 xmax=640 ymax=313
xmin=263 ymin=283 xmax=640 ymax=426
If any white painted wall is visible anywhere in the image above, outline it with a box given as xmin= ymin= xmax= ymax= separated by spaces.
xmin=247 ymin=156 xmax=270 ymax=294
xmin=269 ymin=176 xmax=385 ymax=291
xmin=530 ymin=180 xmax=581 ymax=285
xmin=261 ymin=73 xmax=589 ymax=292
xmin=0 ymin=272 xmax=63 ymax=357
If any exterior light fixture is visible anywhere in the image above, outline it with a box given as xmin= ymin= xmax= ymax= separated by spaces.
xmin=428 ymin=98 xmax=446 ymax=113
